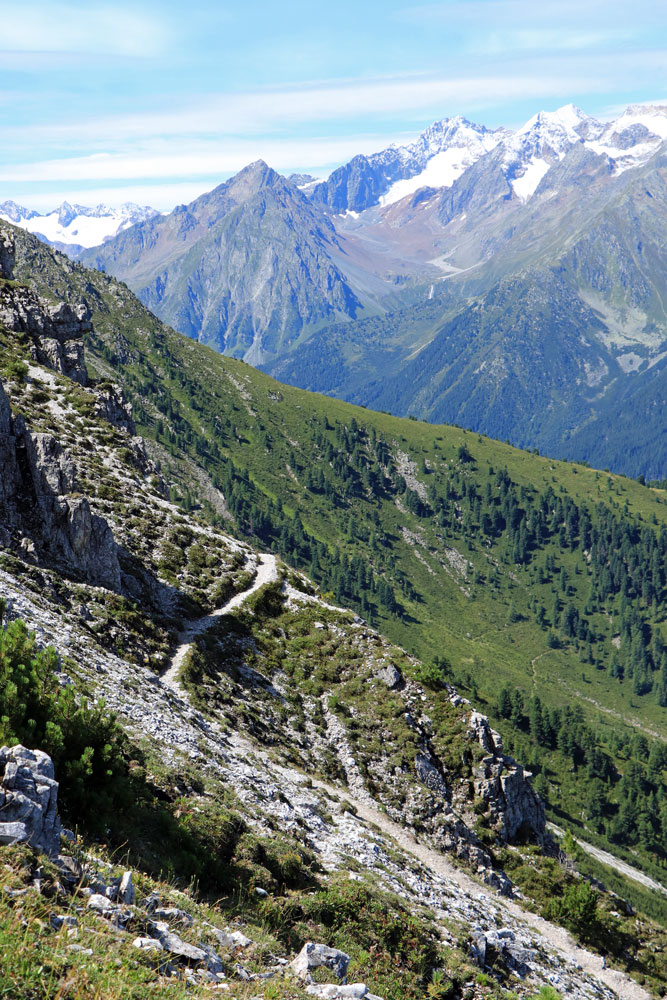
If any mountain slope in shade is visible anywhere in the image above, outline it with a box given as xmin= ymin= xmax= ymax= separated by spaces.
xmin=80 ymin=160 xmax=368 ymax=364
xmin=0 ymin=200 xmax=158 ymax=255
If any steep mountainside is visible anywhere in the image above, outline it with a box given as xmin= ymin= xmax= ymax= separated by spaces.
xmin=4 ymin=224 xmax=666 ymax=998
xmin=80 ymin=161 xmax=376 ymax=365
xmin=8 ymin=224 xmax=667 ymax=907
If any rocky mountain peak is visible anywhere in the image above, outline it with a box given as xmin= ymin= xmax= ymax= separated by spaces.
xmin=56 ymin=201 xmax=78 ymax=227
xmin=0 ymin=200 xmax=37 ymax=223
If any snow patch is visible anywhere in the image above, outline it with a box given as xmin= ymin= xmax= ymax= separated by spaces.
xmin=511 ymin=157 xmax=551 ymax=201
xmin=380 ymin=130 xmax=500 ymax=206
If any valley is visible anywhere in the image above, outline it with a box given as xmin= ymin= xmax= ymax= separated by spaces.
xmin=4 ymin=223 xmax=667 ymax=909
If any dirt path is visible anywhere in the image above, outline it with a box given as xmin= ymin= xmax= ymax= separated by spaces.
xmin=157 ymin=566 xmax=650 ymax=999
xmin=306 ymin=775 xmax=652 ymax=1000
xmin=161 ymin=553 xmax=278 ymax=692
xmin=530 ymin=650 xmax=551 ymax=688
xmin=548 ymin=822 xmax=667 ymax=898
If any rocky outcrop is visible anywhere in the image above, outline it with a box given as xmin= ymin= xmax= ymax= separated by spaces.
xmin=0 ymin=228 xmax=14 ymax=279
xmin=0 ymin=745 xmax=62 ymax=856
xmin=467 ymin=711 xmax=546 ymax=843
xmin=0 ymin=380 xmax=20 ymax=501
xmin=0 ymin=228 xmax=91 ymax=385
xmin=94 ymin=384 xmax=135 ymax=435
xmin=0 ymin=380 xmax=121 ymax=591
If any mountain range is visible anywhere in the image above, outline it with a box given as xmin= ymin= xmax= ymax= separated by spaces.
xmin=0 ymin=199 xmax=158 ymax=256
xmin=9 ymin=101 xmax=667 ymax=478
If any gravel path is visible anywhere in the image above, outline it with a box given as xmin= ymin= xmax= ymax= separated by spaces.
xmin=308 ymin=776 xmax=652 ymax=1000
xmin=548 ymin=822 xmax=667 ymax=898
xmin=161 ymin=553 xmax=278 ymax=691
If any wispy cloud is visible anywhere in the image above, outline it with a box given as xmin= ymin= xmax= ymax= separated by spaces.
xmin=395 ymin=0 xmax=662 ymax=26
xmin=5 ymin=70 xmax=610 ymax=151
xmin=0 ymin=133 xmax=409 ymax=185
xmin=393 ymin=0 xmax=662 ymax=54
xmin=0 ymin=2 xmax=170 ymax=57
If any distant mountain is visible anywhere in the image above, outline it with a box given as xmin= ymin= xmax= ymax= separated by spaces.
xmin=78 ymin=101 xmax=667 ymax=475
xmin=307 ymin=116 xmax=509 ymax=214
xmin=80 ymin=160 xmax=375 ymax=364
xmin=265 ymin=104 xmax=667 ymax=477
xmin=0 ymin=200 xmax=159 ymax=255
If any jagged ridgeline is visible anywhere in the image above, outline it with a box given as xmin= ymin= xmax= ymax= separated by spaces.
xmin=4 ymin=223 xmax=667 ymax=897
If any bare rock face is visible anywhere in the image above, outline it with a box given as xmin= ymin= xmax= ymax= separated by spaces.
xmin=0 ymin=381 xmax=20 ymax=499
xmin=0 ymin=745 xmax=62 ymax=857
xmin=0 ymin=230 xmax=91 ymax=385
xmin=467 ymin=711 xmax=546 ymax=843
xmin=25 ymin=432 xmax=78 ymax=496
xmin=0 ymin=229 xmax=14 ymax=279
xmin=94 ymin=384 xmax=136 ymax=435
xmin=0 ymin=380 xmax=121 ymax=591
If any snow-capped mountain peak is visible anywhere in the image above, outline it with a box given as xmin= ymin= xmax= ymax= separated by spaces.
xmin=587 ymin=104 xmax=667 ymax=174
xmin=503 ymin=105 xmax=602 ymax=202
xmin=379 ymin=117 xmax=508 ymax=207
xmin=0 ymin=200 xmax=38 ymax=224
xmin=517 ymin=104 xmax=596 ymax=143
xmin=0 ymin=201 xmax=160 ymax=253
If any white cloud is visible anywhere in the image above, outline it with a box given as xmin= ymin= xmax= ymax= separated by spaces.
xmin=0 ymin=2 xmax=170 ymax=57
xmin=0 ymin=132 xmax=405 ymax=187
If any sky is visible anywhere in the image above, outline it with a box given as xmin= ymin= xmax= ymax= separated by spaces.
xmin=1 ymin=0 xmax=666 ymax=211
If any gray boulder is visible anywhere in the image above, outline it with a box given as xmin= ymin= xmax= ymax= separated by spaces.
xmin=0 ymin=745 xmax=62 ymax=856
xmin=292 ymin=942 xmax=350 ymax=983
xmin=375 ymin=664 xmax=402 ymax=689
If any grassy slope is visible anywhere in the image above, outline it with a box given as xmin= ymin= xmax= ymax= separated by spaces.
xmin=9 ymin=226 xmax=667 ymax=889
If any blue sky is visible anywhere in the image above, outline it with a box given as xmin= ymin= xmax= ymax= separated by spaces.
xmin=1 ymin=0 xmax=666 ymax=210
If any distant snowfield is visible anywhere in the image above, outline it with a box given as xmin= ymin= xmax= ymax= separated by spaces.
xmin=0 ymin=201 xmax=158 ymax=249
xmin=13 ymin=211 xmax=131 ymax=247
xmin=511 ymin=157 xmax=551 ymax=201
xmin=380 ymin=130 xmax=501 ymax=207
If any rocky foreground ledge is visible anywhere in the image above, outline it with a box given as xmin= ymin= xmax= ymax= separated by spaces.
xmin=0 ymin=743 xmax=389 ymax=997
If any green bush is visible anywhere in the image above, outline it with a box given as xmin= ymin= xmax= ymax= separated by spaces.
xmin=0 ymin=611 xmax=131 ymax=833
xmin=545 ymin=879 xmax=598 ymax=940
